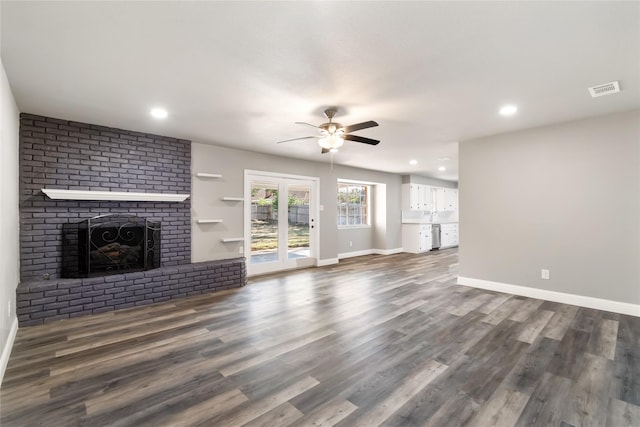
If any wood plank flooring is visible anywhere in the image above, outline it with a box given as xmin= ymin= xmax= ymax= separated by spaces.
xmin=1 ymin=249 xmax=639 ymax=426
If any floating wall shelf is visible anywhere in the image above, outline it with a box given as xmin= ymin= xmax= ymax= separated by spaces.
xmin=221 ymin=197 xmax=244 ymax=201
xmin=41 ymin=188 xmax=190 ymax=202
xmin=221 ymin=237 xmax=244 ymax=243
xmin=196 ymin=219 xmax=223 ymax=224
xmin=196 ymin=173 xmax=222 ymax=178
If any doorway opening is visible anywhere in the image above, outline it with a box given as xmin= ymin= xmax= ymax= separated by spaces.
xmin=245 ymin=171 xmax=319 ymax=276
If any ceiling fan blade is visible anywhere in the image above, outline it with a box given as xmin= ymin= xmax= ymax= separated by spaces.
xmin=276 ymin=136 xmax=318 ymax=144
xmin=321 ymin=148 xmax=330 ymax=154
xmin=343 ymin=134 xmax=380 ymax=145
xmin=342 ymin=120 xmax=378 ymax=133
xmin=295 ymin=121 xmax=320 ymax=129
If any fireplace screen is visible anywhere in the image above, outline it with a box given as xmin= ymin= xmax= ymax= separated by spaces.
xmin=62 ymin=214 xmax=160 ymax=278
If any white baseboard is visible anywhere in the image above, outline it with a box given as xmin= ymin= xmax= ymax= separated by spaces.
xmin=0 ymin=316 xmax=18 ymax=387
xmin=373 ymin=247 xmax=404 ymax=256
xmin=338 ymin=248 xmax=404 ymax=260
xmin=338 ymin=249 xmax=373 ymax=259
xmin=457 ymin=276 xmax=640 ymax=317
xmin=316 ymin=258 xmax=339 ymax=267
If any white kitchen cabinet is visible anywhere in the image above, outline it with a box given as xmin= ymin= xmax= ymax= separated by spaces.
xmin=440 ymin=223 xmax=459 ymax=247
xmin=402 ymin=183 xmax=433 ymax=211
xmin=435 ymin=188 xmax=458 ymax=212
xmin=402 ymin=224 xmax=432 ymax=253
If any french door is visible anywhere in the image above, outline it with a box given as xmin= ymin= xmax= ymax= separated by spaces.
xmin=244 ymin=170 xmax=318 ymax=276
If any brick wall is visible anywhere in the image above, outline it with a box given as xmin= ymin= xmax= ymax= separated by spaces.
xmin=19 ymin=114 xmax=191 ymax=280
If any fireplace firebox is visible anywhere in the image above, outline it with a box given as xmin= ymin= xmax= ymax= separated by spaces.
xmin=62 ymin=214 xmax=160 ymax=278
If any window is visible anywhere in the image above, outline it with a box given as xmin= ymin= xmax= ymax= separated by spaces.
xmin=337 ymin=182 xmax=370 ymax=227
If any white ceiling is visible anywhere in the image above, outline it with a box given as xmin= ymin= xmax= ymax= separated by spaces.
xmin=2 ymin=2 xmax=639 ymax=182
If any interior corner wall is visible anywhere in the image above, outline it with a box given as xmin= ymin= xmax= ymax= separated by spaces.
xmin=190 ymin=143 xmax=403 ymax=263
xmin=0 ymin=59 xmax=20 ymax=381
xmin=372 ymin=184 xmax=388 ymax=250
xmin=459 ymin=109 xmax=640 ymax=306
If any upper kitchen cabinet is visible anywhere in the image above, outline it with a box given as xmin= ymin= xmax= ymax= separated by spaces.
xmin=434 ymin=188 xmax=458 ymax=212
xmin=402 ymin=183 xmax=433 ymax=211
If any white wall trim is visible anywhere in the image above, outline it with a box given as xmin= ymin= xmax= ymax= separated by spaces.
xmin=0 ymin=317 xmax=18 ymax=386
xmin=457 ymin=276 xmax=640 ymax=317
xmin=373 ymin=247 xmax=404 ymax=256
xmin=338 ymin=249 xmax=373 ymax=259
xmin=316 ymin=258 xmax=339 ymax=267
xmin=338 ymin=248 xmax=404 ymax=259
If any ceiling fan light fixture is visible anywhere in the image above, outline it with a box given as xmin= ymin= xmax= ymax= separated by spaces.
xmin=319 ymin=134 xmax=345 ymax=150
xmin=277 ymin=108 xmax=379 ymax=153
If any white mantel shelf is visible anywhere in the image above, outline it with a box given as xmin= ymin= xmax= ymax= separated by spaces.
xmin=41 ymin=188 xmax=190 ymax=202
xmin=196 ymin=219 xmax=223 ymax=224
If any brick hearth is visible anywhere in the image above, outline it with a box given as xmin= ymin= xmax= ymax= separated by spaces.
xmin=17 ymin=259 xmax=246 ymax=326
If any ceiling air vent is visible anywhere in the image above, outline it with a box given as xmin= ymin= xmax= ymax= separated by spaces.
xmin=588 ymin=81 xmax=620 ymax=98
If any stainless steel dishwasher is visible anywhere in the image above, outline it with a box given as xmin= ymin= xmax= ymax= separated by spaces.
xmin=431 ymin=224 xmax=441 ymax=250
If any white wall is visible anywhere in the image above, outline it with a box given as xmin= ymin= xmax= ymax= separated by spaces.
xmin=0 ymin=59 xmax=21 ymax=382
xmin=191 ymin=143 xmax=403 ymax=263
xmin=402 ymin=174 xmax=458 ymax=189
xmin=459 ymin=110 xmax=640 ymax=311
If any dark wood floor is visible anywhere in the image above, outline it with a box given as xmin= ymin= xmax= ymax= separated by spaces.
xmin=1 ymin=249 xmax=639 ymax=426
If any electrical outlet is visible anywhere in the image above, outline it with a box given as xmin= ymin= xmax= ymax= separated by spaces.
xmin=239 ymin=245 xmax=244 ymax=254
xmin=349 ymin=241 xmax=353 ymax=247
xmin=541 ymin=269 xmax=550 ymax=280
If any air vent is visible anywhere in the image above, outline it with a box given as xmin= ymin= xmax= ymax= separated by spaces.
xmin=588 ymin=81 xmax=620 ymax=98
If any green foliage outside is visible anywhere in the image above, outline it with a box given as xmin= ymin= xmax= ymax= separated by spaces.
xmin=250 ymin=221 xmax=309 ymax=251
xmin=337 ymin=186 xmax=366 ymax=204
xmin=251 ymin=188 xmax=310 ymax=251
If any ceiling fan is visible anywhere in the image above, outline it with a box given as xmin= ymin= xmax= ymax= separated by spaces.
xmin=277 ymin=108 xmax=380 ymax=154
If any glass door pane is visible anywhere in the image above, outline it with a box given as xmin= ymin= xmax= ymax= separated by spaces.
xmin=249 ymin=179 xmax=279 ymax=265
xmin=286 ymin=182 xmax=311 ymax=260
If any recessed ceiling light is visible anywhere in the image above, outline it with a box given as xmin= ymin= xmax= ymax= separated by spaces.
xmin=499 ymin=105 xmax=518 ymax=116
xmin=409 ymin=159 xmax=418 ymax=165
xmin=329 ymin=148 xmax=339 ymax=153
xmin=150 ymin=107 xmax=168 ymax=119
xmin=438 ymin=166 xmax=446 ymax=172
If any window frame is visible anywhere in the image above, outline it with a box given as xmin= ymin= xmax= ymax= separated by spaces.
xmin=336 ymin=181 xmax=371 ymax=229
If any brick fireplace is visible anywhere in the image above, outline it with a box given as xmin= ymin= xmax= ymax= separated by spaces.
xmin=17 ymin=114 xmax=246 ymax=326
xmin=61 ymin=214 xmax=161 ymax=278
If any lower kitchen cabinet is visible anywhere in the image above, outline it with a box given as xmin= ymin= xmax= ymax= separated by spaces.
xmin=402 ymin=224 xmax=432 ymax=253
xmin=440 ymin=223 xmax=459 ymax=248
